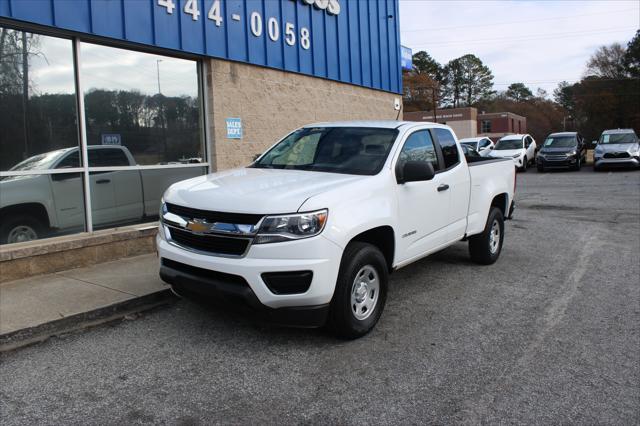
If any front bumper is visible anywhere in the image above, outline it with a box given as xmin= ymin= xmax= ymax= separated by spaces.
xmin=537 ymin=155 xmax=578 ymax=169
xmin=594 ymin=157 xmax=640 ymax=168
xmin=157 ymin=231 xmax=343 ymax=311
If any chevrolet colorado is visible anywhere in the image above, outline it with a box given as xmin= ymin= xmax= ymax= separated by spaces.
xmin=158 ymin=121 xmax=516 ymax=338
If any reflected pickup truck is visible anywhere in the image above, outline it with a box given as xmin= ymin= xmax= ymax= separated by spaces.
xmin=0 ymin=145 xmax=201 ymax=244
xmin=158 ymin=121 xmax=516 ymax=338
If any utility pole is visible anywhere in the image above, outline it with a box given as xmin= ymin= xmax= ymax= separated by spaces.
xmin=156 ymin=59 xmax=162 ymax=94
xmin=156 ymin=59 xmax=167 ymax=160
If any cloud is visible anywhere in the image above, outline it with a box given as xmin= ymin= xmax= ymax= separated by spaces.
xmin=399 ymin=0 xmax=640 ymax=94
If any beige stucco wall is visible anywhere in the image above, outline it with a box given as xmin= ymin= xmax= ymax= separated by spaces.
xmin=205 ymin=58 xmax=402 ymax=171
xmin=447 ymin=120 xmax=477 ymax=140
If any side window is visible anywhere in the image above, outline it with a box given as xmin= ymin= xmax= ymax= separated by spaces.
xmin=88 ymin=148 xmax=130 ymax=167
xmin=524 ymin=136 xmax=532 ymax=148
xmin=55 ymin=151 xmax=80 ymax=169
xmin=398 ymin=130 xmax=439 ymax=171
xmin=480 ymin=139 xmax=491 ymax=149
xmin=433 ymin=128 xmax=460 ymax=169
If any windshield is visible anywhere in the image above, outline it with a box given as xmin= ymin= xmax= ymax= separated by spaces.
xmin=460 ymin=141 xmax=478 ymax=149
xmin=8 ymin=149 xmax=71 ymax=171
xmin=599 ymin=132 xmax=638 ymax=144
xmin=252 ymin=127 xmax=398 ymax=175
xmin=494 ymin=139 xmax=523 ymax=150
xmin=544 ymin=136 xmax=576 ymax=148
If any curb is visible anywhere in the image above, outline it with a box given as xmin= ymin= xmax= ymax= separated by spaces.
xmin=0 ymin=289 xmax=176 ymax=353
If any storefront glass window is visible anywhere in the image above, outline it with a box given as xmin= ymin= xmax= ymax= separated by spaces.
xmin=0 ymin=29 xmax=79 ymax=171
xmin=80 ymin=42 xmax=204 ymax=166
xmin=0 ymin=27 xmax=207 ymax=246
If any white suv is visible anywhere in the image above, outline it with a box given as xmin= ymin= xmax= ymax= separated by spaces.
xmin=490 ymin=134 xmax=537 ymax=171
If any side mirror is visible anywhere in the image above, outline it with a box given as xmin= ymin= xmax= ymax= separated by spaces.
xmin=397 ymin=161 xmax=435 ymax=184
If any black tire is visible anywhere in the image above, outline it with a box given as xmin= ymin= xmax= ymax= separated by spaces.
xmin=521 ymin=157 xmax=527 ymax=172
xmin=469 ymin=207 xmax=504 ymax=265
xmin=537 ymin=164 xmax=544 ymax=173
xmin=0 ymin=215 xmax=44 ymax=244
xmin=574 ymin=157 xmax=582 ymax=171
xmin=327 ymin=242 xmax=388 ymax=339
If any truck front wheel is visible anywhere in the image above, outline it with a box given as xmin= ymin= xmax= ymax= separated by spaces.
xmin=327 ymin=242 xmax=388 ymax=339
xmin=468 ymin=207 xmax=504 ymax=265
xmin=0 ymin=215 xmax=44 ymax=244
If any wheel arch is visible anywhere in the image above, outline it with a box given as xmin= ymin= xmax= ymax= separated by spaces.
xmin=348 ymin=226 xmax=395 ymax=273
xmin=490 ymin=193 xmax=509 ymax=217
xmin=0 ymin=203 xmax=51 ymax=229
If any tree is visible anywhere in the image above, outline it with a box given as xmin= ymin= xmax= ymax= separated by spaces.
xmin=505 ymin=83 xmax=533 ymax=102
xmin=553 ymin=81 xmax=576 ymax=116
xmin=411 ymin=51 xmax=441 ymax=79
xmin=403 ymin=72 xmax=440 ymax=112
xmin=442 ymin=54 xmax=494 ymax=107
xmin=585 ymin=42 xmax=627 ymax=79
xmin=402 ymin=51 xmax=442 ymax=112
xmin=624 ymin=30 xmax=640 ymax=78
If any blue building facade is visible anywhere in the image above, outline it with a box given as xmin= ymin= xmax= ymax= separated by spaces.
xmin=0 ymin=0 xmax=402 ymax=93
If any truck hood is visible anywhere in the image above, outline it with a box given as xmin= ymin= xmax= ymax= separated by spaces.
xmin=163 ymin=167 xmax=366 ymax=214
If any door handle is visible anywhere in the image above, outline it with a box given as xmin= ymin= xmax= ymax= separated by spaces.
xmin=96 ymin=179 xmax=111 ymax=184
xmin=437 ymin=184 xmax=449 ymax=192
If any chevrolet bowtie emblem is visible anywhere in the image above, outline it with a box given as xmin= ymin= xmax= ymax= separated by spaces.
xmin=186 ymin=219 xmax=211 ymax=233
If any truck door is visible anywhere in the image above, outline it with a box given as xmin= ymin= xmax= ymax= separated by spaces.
xmin=432 ymin=128 xmax=471 ymax=243
xmin=87 ymin=148 xmax=119 ymax=226
xmin=50 ymin=150 xmax=85 ymax=230
xmin=394 ymin=129 xmax=451 ymax=262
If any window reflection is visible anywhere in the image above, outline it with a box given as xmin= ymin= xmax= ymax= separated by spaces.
xmin=90 ymin=167 xmax=206 ymax=230
xmin=0 ymin=172 xmax=86 ymax=244
xmin=80 ymin=43 xmax=203 ymax=166
xmin=0 ymin=28 xmax=79 ymax=171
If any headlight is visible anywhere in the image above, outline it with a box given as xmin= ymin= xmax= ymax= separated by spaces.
xmin=254 ymin=209 xmax=328 ymax=244
xmin=567 ymin=150 xmax=577 ymax=157
xmin=160 ymin=199 xmax=167 ymax=217
xmin=512 ymin=153 xmax=521 ymax=158
xmin=595 ymin=146 xmax=603 ymax=153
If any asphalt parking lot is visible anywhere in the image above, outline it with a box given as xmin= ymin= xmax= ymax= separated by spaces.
xmin=1 ymin=168 xmax=639 ymax=424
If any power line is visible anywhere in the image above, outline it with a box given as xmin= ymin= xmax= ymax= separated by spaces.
xmin=401 ymin=8 xmax=639 ymax=33
xmin=408 ymin=27 xmax=637 ymax=49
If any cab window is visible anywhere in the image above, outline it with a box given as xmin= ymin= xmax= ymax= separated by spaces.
xmin=88 ymin=148 xmax=130 ymax=167
xmin=433 ymin=128 xmax=460 ymax=169
xmin=397 ymin=130 xmax=439 ymax=171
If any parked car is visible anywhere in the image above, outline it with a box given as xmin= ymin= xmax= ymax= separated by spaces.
xmin=459 ymin=137 xmax=495 ymax=157
xmin=0 ymin=145 xmax=202 ymax=244
xmin=158 ymin=121 xmax=516 ymax=338
xmin=489 ymin=134 xmax=537 ymax=171
xmin=536 ymin=132 xmax=587 ymax=172
xmin=593 ymin=129 xmax=640 ymax=171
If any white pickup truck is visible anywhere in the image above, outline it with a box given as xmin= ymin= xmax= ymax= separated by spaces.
xmin=158 ymin=121 xmax=516 ymax=338
xmin=0 ymin=145 xmax=201 ymax=244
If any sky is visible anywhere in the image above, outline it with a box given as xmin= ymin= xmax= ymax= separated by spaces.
xmin=23 ymin=34 xmax=198 ymax=98
xmin=399 ymin=0 xmax=640 ymax=95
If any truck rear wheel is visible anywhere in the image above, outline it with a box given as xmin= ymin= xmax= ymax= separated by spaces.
xmin=468 ymin=207 xmax=504 ymax=265
xmin=327 ymin=242 xmax=388 ymax=339
xmin=0 ymin=215 xmax=44 ymax=244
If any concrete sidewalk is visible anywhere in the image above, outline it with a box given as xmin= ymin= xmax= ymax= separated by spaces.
xmin=0 ymin=253 xmax=173 ymax=351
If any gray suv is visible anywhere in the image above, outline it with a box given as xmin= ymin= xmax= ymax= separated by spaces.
xmin=593 ymin=129 xmax=640 ymax=171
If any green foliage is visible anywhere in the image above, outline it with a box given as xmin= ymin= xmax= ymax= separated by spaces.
xmin=505 ymin=83 xmax=533 ymax=102
xmin=442 ymin=54 xmax=494 ymax=107
xmin=411 ymin=51 xmax=442 ymax=80
xmin=624 ymin=30 xmax=640 ymax=78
